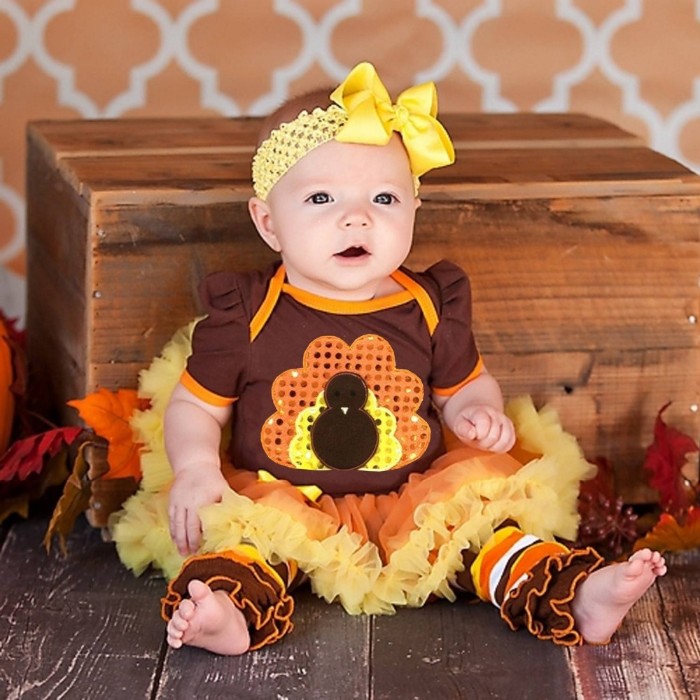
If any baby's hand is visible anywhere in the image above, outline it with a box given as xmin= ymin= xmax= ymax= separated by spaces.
xmin=453 ymin=404 xmax=515 ymax=453
xmin=168 ymin=465 xmax=229 ymax=556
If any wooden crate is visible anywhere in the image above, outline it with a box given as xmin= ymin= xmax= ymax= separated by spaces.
xmin=26 ymin=114 xmax=700 ymax=501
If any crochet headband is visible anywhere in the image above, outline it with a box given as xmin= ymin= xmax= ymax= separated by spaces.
xmin=251 ymin=62 xmax=455 ymax=200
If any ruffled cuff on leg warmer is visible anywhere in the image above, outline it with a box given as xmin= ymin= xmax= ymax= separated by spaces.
xmin=500 ymin=546 xmax=605 ymax=646
xmin=161 ymin=547 xmax=295 ymax=651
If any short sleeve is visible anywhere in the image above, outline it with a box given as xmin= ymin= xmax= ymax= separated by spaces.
xmin=423 ymin=261 xmax=482 ymax=395
xmin=183 ymin=271 xmax=251 ymax=404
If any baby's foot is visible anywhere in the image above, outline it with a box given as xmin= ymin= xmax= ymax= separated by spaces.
xmin=166 ymin=579 xmax=250 ymax=655
xmin=572 ymin=548 xmax=667 ymax=644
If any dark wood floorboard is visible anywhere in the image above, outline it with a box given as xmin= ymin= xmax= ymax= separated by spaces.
xmin=157 ymin=589 xmax=371 ymax=699
xmin=1 ymin=511 xmax=698 ymax=699
xmin=0 ymin=514 xmax=163 ymax=700
xmin=568 ymin=550 xmax=700 ymax=699
xmin=371 ymin=600 xmax=575 ymax=699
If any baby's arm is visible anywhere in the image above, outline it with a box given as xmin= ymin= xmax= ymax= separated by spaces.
xmin=435 ymin=368 xmax=516 ymax=453
xmin=165 ymin=383 xmax=232 ymax=556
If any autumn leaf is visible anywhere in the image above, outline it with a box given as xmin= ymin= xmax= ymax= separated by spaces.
xmin=0 ymin=426 xmax=83 ymax=485
xmin=633 ymin=507 xmax=700 ymax=553
xmin=67 ymin=388 xmax=148 ymax=481
xmin=0 ymin=426 xmax=83 ymax=524
xmin=643 ymin=402 xmax=699 ymax=512
xmin=44 ymin=437 xmax=98 ymax=554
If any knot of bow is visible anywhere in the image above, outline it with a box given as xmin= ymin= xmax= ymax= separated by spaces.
xmin=330 ymin=62 xmax=455 ymax=177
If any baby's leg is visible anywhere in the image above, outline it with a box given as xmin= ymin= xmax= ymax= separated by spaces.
xmin=571 ymin=548 xmax=667 ymax=644
xmin=462 ymin=525 xmax=666 ymax=645
xmin=166 ymin=579 xmax=250 ymax=655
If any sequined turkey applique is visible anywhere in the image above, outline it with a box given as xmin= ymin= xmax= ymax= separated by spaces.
xmin=310 ymin=373 xmax=377 ymax=469
xmin=289 ymin=373 xmax=403 ymax=471
xmin=261 ymin=335 xmax=430 ymax=472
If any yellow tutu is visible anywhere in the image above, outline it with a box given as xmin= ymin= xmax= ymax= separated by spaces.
xmin=110 ymin=325 xmax=595 ymax=615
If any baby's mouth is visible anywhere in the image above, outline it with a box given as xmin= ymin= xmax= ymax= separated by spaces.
xmin=336 ymin=246 xmax=369 ymax=258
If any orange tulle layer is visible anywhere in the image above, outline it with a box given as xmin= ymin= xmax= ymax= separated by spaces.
xmin=223 ymin=445 xmax=524 ymax=565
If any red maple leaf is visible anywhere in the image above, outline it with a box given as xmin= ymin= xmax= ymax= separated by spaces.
xmin=0 ymin=426 xmax=84 ymax=523
xmin=643 ymin=402 xmax=699 ymax=513
xmin=0 ymin=427 xmax=83 ymax=486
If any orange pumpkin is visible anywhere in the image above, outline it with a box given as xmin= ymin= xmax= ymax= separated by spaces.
xmin=0 ymin=317 xmax=14 ymax=455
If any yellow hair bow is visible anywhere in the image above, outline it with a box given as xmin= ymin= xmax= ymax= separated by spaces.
xmin=330 ymin=62 xmax=455 ymax=177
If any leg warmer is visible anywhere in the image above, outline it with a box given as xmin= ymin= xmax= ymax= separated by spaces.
xmin=468 ymin=526 xmax=605 ymax=646
xmin=161 ymin=545 xmax=295 ymax=651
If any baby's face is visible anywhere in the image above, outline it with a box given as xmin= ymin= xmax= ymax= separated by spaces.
xmin=254 ymin=136 xmax=420 ymax=300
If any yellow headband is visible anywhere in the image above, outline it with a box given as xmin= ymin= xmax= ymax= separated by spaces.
xmin=251 ymin=62 xmax=455 ymax=200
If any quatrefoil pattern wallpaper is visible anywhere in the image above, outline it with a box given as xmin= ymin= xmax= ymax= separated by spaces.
xmin=2 ymin=0 xmax=700 ymax=320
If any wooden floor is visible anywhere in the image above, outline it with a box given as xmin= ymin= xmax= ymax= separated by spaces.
xmin=1 ymin=511 xmax=698 ymax=700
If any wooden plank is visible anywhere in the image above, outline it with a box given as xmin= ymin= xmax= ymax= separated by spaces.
xmin=487 ymin=348 xmax=699 ymax=503
xmin=156 ymin=587 xmax=370 ymax=699
xmin=55 ymin=153 xmax=255 ymax=195
xmin=412 ymin=196 xmax=700 ymax=354
xmin=0 ymin=515 xmax=164 ymax=700
xmin=371 ymin=599 xmax=575 ymax=699
xmin=567 ymin=551 xmax=700 ymax=699
xmin=440 ymin=112 xmax=642 ymax=144
xmin=27 ymin=118 xmax=261 ymax=162
xmin=27 ymin=113 xmax=679 ymax=203
xmin=656 ymin=551 xmax=700 ymax=698
xmin=440 ymin=145 xmax=689 ymax=182
xmin=28 ymin=113 xmax=638 ymax=163
xmin=63 ymin=145 xmax=685 ymax=193
xmin=45 ymin=146 xmax=696 ymax=202
xmin=25 ymin=140 xmax=90 ymax=424
xmin=83 ymin=192 xmax=700 ymax=367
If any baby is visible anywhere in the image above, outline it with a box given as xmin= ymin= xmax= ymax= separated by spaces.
xmin=158 ymin=63 xmax=665 ymax=655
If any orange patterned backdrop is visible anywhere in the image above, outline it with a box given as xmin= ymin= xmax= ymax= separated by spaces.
xmin=2 ymin=0 xmax=700 ymax=323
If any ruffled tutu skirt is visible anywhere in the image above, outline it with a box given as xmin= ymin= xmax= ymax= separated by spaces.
xmin=110 ymin=323 xmax=595 ymax=615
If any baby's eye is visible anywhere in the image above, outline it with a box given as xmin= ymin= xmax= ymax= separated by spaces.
xmin=306 ymin=192 xmax=333 ymax=204
xmin=374 ymin=192 xmax=397 ymax=205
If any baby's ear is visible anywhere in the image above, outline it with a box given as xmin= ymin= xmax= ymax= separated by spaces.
xmin=248 ymin=197 xmax=281 ymax=252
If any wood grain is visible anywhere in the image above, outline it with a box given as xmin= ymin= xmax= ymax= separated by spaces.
xmin=25 ymin=114 xmax=700 ymax=495
xmin=656 ymin=551 xmax=700 ymax=698
xmin=0 ymin=516 xmax=164 ymax=700
xmin=371 ymin=600 xmax=575 ymax=699
xmin=157 ymin=588 xmax=370 ymax=699
xmin=568 ymin=551 xmax=700 ymax=699
xmin=2 ymin=511 xmax=699 ymax=699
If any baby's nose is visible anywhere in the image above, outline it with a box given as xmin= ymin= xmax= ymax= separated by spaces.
xmin=341 ymin=209 xmax=370 ymax=227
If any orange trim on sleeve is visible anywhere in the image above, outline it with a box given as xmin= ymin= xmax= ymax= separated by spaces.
xmin=250 ymin=265 xmax=286 ymax=342
xmin=181 ymin=370 xmax=237 ymax=407
xmin=432 ymin=355 xmax=484 ymax=397
xmin=390 ymin=269 xmax=439 ymax=335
